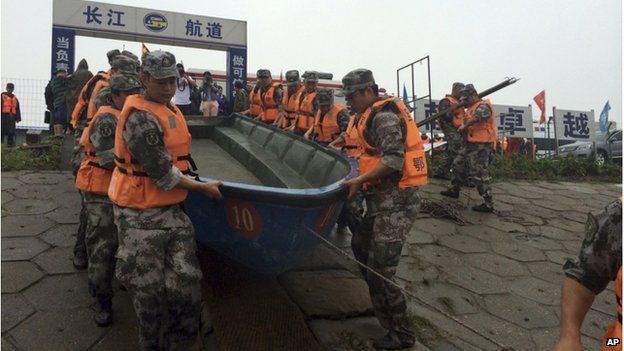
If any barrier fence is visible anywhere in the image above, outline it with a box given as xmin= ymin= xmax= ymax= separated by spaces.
xmin=1 ymin=78 xmax=50 ymax=130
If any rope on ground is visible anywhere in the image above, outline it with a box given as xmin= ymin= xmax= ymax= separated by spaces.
xmin=420 ymin=198 xmax=467 ymax=225
xmin=304 ymin=225 xmax=507 ymax=350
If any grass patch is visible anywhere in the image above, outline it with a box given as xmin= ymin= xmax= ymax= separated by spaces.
xmin=427 ymin=152 xmax=621 ymax=183
xmin=1 ymin=137 xmax=62 ymax=171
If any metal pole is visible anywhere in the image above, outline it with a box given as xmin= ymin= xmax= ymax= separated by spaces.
xmin=396 ymin=69 xmax=400 ymax=100
xmin=552 ymin=106 xmax=558 ymax=155
xmin=427 ymin=57 xmax=434 ymax=155
xmin=547 ymin=117 xmax=551 ymax=157
xmin=411 ymin=64 xmax=416 ymax=120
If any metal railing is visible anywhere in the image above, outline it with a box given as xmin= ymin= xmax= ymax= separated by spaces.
xmin=1 ymin=78 xmax=50 ymax=130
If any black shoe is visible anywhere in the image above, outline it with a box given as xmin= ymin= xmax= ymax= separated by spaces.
xmin=95 ymin=297 xmax=113 ymax=327
xmin=440 ymin=189 xmax=460 ymax=199
xmin=372 ymin=332 xmax=415 ymax=350
xmin=472 ymin=203 xmax=494 ymax=213
xmin=73 ymin=250 xmax=88 ymax=270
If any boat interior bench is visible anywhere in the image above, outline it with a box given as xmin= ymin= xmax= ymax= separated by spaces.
xmin=188 ymin=116 xmax=350 ymax=189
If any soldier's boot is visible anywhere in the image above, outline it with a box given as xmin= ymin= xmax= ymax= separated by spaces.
xmin=472 ymin=196 xmax=494 ymax=213
xmin=95 ymin=296 xmax=113 ymax=327
xmin=373 ymin=332 xmax=415 ymax=350
xmin=440 ymin=187 xmax=460 ymax=199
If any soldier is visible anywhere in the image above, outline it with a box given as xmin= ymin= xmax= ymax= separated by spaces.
xmin=288 ymin=71 xmax=319 ymax=134
xmin=255 ymin=69 xmax=285 ymax=124
xmin=232 ymin=80 xmax=249 ymax=113
xmin=341 ymin=69 xmax=428 ymax=350
xmin=432 ymin=83 xmax=466 ymax=180
xmin=74 ymin=74 xmax=141 ymax=327
xmin=555 ymin=199 xmax=622 ymax=351
xmin=108 ymin=50 xmax=222 ymax=350
xmin=70 ymin=49 xmax=121 ymax=133
xmin=245 ymin=80 xmax=263 ymax=118
xmin=87 ymin=55 xmax=140 ymax=121
xmin=274 ymin=70 xmax=304 ymax=128
xmin=304 ymin=88 xmax=350 ymax=146
xmin=71 ymin=53 xmax=140 ymax=270
xmin=440 ymin=84 xmax=497 ymax=212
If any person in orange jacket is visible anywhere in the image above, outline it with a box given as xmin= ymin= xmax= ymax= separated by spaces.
xmin=341 ymin=69 xmax=427 ymax=350
xmin=555 ymin=199 xmax=621 ymax=351
xmin=1 ymin=83 xmax=21 ymax=147
xmin=108 ymin=51 xmax=222 ymax=349
xmin=440 ymin=84 xmax=497 ymax=212
xmin=74 ymin=74 xmax=141 ymax=327
xmin=304 ymin=88 xmax=350 ymax=146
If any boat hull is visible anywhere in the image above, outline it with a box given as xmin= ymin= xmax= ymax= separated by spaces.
xmin=184 ymin=114 xmax=357 ymax=274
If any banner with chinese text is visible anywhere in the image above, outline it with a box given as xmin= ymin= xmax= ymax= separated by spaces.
xmin=53 ymin=0 xmax=247 ymax=50
xmin=51 ymin=27 xmax=75 ymax=76
xmin=493 ymin=104 xmax=533 ymax=139
xmin=226 ymin=48 xmax=247 ymax=107
xmin=553 ymin=108 xmax=595 ymax=141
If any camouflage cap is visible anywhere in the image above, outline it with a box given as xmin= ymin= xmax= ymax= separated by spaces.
xmin=285 ymin=70 xmax=300 ymax=83
xmin=111 ymin=56 xmax=139 ymax=75
xmin=106 ymin=49 xmax=121 ymax=64
xmin=316 ymin=89 xmax=334 ymax=106
xmin=109 ymin=74 xmax=142 ymax=92
xmin=303 ymin=71 xmax=319 ymax=82
xmin=340 ymin=69 xmax=375 ymax=96
xmin=452 ymin=82 xmax=465 ymax=91
xmin=94 ymin=87 xmax=112 ymax=110
xmin=121 ymin=50 xmax=139 ymax=63
xmin=257 ymin=69 xmax=271 ymax=78
xmin=460 ymin=84 xmax=477 ymax=96
xmin=141 ymin=50 xmax=179 ymax=79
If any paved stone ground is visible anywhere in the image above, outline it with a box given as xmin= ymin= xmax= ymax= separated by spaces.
xmin=1 ymin=171 xmax=621 ymax=350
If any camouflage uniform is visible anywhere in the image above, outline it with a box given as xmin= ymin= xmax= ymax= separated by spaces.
xmin=433 ymin=97 xmax=463 ymax=179
xmin=314 ymin=89 xmax=351 ymax=145
xmin=233 ymin=87 xmax=249 ymax=113
xmin=72 ymin=52 xmax=140 ymax=268
xmin=563 ymin=199 xmax=622 ymax=294
xmin=351 ymin=106 xmax=420 ymax=344
xmin=113 ymin=51 xmax=202 ymax=351
xmin=449 ymin=101 xmax=495 ymax=208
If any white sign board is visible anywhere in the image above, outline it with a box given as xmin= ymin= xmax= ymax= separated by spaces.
xmin=553 ymin=108 xmax=595 ymax=142
xmin=53 ymin=0 xmax=247 ymax=50
xmin=493 ymin=104 xmax=533 ymax=139
xmin=412 ymin=97 xmax=533 ymax=138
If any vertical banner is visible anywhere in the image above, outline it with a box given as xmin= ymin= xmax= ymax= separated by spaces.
xmin=226 ymin=47 xmax=247 ymax=111
xmin=51 ymin=27 xmax=75 ymax=77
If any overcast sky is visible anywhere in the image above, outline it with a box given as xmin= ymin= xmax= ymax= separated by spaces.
xmin=1 ymin=0 xmax=622 ymax=127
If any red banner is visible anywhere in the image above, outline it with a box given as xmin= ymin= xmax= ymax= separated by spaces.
xmin=533 ymin=90 xmax=546 ymax=125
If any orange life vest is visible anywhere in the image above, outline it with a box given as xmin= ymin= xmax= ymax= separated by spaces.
xmin=87 ymin=79 xmax=110 ymax=121
xmin=356 ymin=97 xmax=428 ymax=189
xmin=443 ymin=95 xmax=467 ymax=128
xmin=343 ymin=115 xmax=363 ymax=158
xmin=71 ymin=72 xmax=110 ymax=128
xmin=466 ymin=99 xmax=497 ymax=144
xmin=260 ymin=82 xmax=281 ymax=123
xmin=249 ymin=87 xmax=263 ymax=117
xmin=1 ymin=94 xmax=17 ymax=115
xmin=295 ymin=91 xmax=317 ymax=133
xmin=108 ymin=95 xmax=192 ymax=209
xmin=314 ymin=104 xmax=348 ymax=143
xmin=75 ymin=105 xmax=119 ymax=196
xmin=602 ymin=267 xmax=622 ymax=351
xmin=282 ymin=84 xmax=304 ymax=128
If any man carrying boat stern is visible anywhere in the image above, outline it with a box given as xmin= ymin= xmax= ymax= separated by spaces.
xmin=109 ymin=50 xmax=222 ymax=350
xmin=340 ymin=69 xmax=427 ymax=350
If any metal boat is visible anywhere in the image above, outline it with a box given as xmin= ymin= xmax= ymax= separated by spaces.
xmin=184 ymin=114 xmax=357 ymax=274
